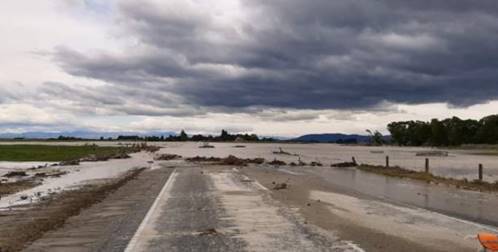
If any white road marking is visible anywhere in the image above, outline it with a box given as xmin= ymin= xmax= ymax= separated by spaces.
xmin=124 ymin=169 xmax=178 ymax=252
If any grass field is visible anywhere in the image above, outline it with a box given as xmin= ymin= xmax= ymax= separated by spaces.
xmin=0 ymin=145 xmax=128 ymax=162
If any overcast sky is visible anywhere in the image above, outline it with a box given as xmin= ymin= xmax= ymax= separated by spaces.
xmin=1 ymin=0 xmax=498 ymax=137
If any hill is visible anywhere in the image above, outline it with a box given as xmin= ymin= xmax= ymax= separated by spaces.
xmin=293 ymin=133 xmax=372 ymax=143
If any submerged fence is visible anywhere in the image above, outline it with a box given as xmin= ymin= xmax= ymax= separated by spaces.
xmin=349 ymin=154 xmax=493 ymax=183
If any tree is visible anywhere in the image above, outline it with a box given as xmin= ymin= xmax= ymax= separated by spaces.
xmin=445 ymin=117 xmax=465 ymax=146
xmin=387 ymin=121 xmax=409 ymax=145
xmin=407 ymin=121 xmax=431 ymax=146
xmin=179 ymin=130 xmax=189 ymax=141
xmin=476 ymin=115 xmax=498 ymax=144
xmin=366 ymin=129 xmax=384 ymax=146
xmin=220 ymin=129 xmax=230 ymax=141
xmin=387 ymin=114 xmax=498 ymax=146
xmin=430 ymin=119 xmax=447 ymax=146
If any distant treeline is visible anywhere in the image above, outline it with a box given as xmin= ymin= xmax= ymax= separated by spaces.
xmin=55 ymin=130 xmax=275 ymax=142
xmin=388 ymin=115 xmax=498 ymax=146
xmin=117 ymin=130 xmax=275 ymax=142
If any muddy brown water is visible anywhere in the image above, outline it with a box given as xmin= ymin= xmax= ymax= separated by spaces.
xmin=150 ymin=142 xmax=498 ymax=182
xmin=2 ymin=141 xmax=497 ymax=182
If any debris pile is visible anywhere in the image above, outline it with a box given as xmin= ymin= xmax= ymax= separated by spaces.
xmin=186 ymin=155 xmax=265 ymax=166
xmin=59 ymin=159 xmax=80 ymax=166
xmin=246 ymin=158 xmax=265 ymax=164
xmin=331 ymin=162 xmax=357 ymax=168
xmin=310 ymin=161 xmax=323 ymax=167
xmin=221 ymin=156 xmax=266 ymax=166
xmin=110 ymin=152 xmax=131 ymax=159
xmin=269 ymin=159 xmax=287 ymax=166
xmin=34 ymin=170 xmax=68 ymax=178
xmin=273 ymin=147 xmax=294 ymax=155
xmin=199 ymin=143 xmax=215 ymax=148
xmin=186 ymin=156 xmax=222 ymax=162
xmin=80 ymin=154 xmax=108 ymax=162
xmin=130 ymin=143 xmax=161 ymax=153
xmin=272 ymin=180 xmax=289 ymax=190
xmin=221 ymin=155 xmax=248 ymax=166
xmin=154 ymin=153 xmax=182 ymax=161
xmin=290 ymin=159 xmax=307 ymax=166
xmin=2 ymin=171 xmax=28 ymax=177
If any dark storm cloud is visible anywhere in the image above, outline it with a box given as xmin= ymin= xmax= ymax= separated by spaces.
xmin=52 ymin=0 xmax=498 ymax=113
xmin=38 ymin=81 xmax=202 ymax=117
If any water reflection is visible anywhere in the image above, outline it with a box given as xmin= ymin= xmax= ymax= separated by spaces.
xmin=306 ymin=166 xmax=498 ymax=227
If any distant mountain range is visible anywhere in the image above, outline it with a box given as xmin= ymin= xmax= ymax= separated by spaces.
xmin=293 ymin=133 xmax=390 ymax=143
xmin=0 ymin=131 xmax=177 ymax=140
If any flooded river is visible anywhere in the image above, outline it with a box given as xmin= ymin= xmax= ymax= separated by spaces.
xmin=2 ymin=141 xmax=497 ymax=181
xmin=150 ymin=142 xmax=498 ymax=182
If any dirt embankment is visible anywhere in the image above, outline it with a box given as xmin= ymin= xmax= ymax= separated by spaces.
xmin=0 ymin=168 xmax=146 ymax=252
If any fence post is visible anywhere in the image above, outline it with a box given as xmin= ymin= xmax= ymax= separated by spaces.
xmin=385 ymin=156 xmax=389 ymax=168
xmin=425 ymin=158 xmax=429 ymax=173
xmin=479 ymin=164 xmax=483 ymax=181
xmin=352 ymin=156 xmax=357 ymax=165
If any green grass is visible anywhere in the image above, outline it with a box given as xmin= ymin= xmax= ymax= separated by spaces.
xmin=0 ymin=145 xmax=128 ymax=162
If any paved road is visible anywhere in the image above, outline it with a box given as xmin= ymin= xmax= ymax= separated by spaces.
xmin=126 ymin=165 xmax=352 ymax=251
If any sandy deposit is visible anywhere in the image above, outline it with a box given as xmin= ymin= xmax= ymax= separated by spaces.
xmin=310 ymin=190 xmax=496 ymax=251
xmin=0 ymin=152 xmax=155 ymax=209
xmin=209 ymin=170 xmax=364 ymax=251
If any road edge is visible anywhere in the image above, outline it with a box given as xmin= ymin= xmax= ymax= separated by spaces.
xmin=124 ymin=168 xmax=178 ymax=252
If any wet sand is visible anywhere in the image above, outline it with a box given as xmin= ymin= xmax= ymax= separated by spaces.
xmin=241 ymin=165 xmax=493 ymax=251
xmin=0 ymin=152 xmax=156 ymax=210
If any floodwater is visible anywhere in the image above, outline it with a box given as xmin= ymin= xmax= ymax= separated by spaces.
xmin=2 ymin=141 xmax=495 ymax=181
xmin=303 ymin=165 xmax=498 ymax=227
xmin=152 ymin=142 xmax=498 ymax=182
xmin=1 ymin=141 xmax=496 ymax=177
xmin=0 ymin=152 xmax=155 ymax=209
